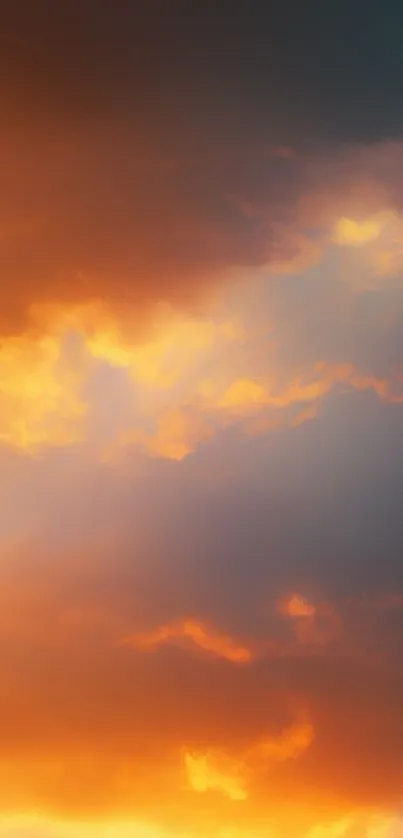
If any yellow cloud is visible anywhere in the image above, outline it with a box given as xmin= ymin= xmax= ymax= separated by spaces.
xmin=76 ymin=302 xmax=241 ymax=389
xmin=0 ymin=331 xmax=86 ymax=451
xmin=184 ymin=720 xmax=314 ymax=803
xmin=1 ymin=295 xmax=402 ymax=460
xmin=219 ymin=379 xmax=269 ymax=413
xmin=184 ymin=750 xmax=249 ymax=801
xmin=31 ymin=299 xmax=242 ymax=387
xmin=332 ymin=215 xmax=386 ymax=246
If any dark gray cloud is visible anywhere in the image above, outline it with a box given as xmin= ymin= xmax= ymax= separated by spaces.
xmin=2 ymin=0 xmax=403 ymax=147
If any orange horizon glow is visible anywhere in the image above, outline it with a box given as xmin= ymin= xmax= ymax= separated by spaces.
xmin=0 ymin=811 xmax=399 ymax=838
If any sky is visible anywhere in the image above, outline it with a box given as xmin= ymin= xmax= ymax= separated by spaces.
xmin=2 ymin=2 xmax=403 ymax=836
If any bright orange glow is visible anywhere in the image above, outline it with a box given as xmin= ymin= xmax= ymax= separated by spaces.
xmin=0 ymin=812 xmax=398 ymax=838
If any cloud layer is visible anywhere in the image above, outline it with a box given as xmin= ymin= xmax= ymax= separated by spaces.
xmin=2 ymin=4 xmax=403 ymax=837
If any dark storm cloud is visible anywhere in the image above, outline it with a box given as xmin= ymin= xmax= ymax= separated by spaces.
xmin=1 ymin=1 xmax=403 ymax=337
xmin=1 ymin=0 xmax=403 ymax=146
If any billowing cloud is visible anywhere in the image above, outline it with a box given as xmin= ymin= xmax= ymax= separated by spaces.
xmin=184 ymin=721 xmax=314 ymax=802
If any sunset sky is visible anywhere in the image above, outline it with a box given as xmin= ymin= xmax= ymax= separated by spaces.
xmin=2 ymin=2 xmax=403 ymax=836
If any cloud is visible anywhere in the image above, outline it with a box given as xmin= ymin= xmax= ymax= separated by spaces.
xmin=1 ymin=125 xmax=403 ymax=462
xmin=4 ymin=277 xmax=403 ymax=460
xmin=123 ymin=619 xmax=253 ymax=664
xmin=0 ymin=328 xmax=86 ymax=450
xmin=184 ymin=751 xmax=249 ymax=801
xmin=3 ymin=6 xmax=403 ymax=835
xmin=184 ymin=721 xmax=314 ymax=802
xmin=0 ymin=412 xmax=402 ymax=831
xmin=279 ymin=595 xmax=316 ymax=618
xmin=247 ymin=722 xmax=314 ymax=765
xmin=332 ymin=215 xmax=387 ymax=247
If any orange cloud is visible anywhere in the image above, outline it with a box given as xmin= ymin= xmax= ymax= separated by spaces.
xmin=123 ymin=618 xmax=253 ymax=664
xmin=121 ymin=409 xmax=215 ymax=462
xmin=1 ymin=292 xmax=401 ymax=460
xmin=277 ymin=593 xmax=343 ymax=653
xmin=0 ymin=547 xmax=400 ymax=827
xmin=248 ymin=722 xmax=315 ymax=764
xmin=280 ymin=595 xmax=316 ymax=618
xmin=184 ymin=721 xmax=314 ymax=802
xmin=216 ymin=363 xmax=398 ymax=422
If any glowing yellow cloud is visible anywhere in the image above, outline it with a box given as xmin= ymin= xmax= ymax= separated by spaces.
xmin=219 ymin=379 xmax=269 ymax=412
xmin=30 ymin=299 xmax=242 ymax=385
xmin=184 ymin=721 xmax=314 ymax=803
xmin=123 ymin=618 xmax=253 ymax=664
xmin=329 ymin=210 xmax=403 ymax=283
xmin=184 ymin=750 xmax=249 ymax=801
xmin=0 ymin=331 xmax=86 ymax=451
xmin=68 ymin=301 xmax=242 ymax=389
xmin=332 ymin=216 xmax=385 ymax=246
xmin=1 ymin=296 xmax=401 ymax=460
